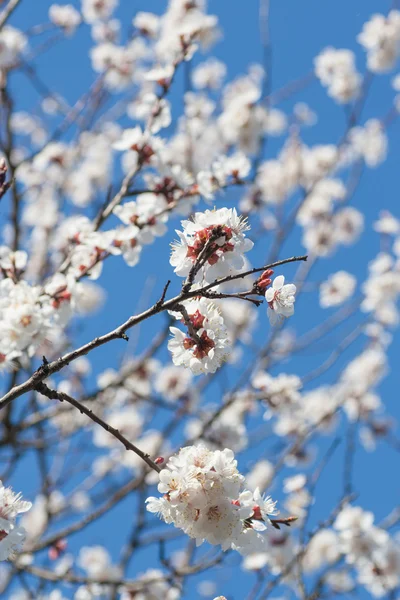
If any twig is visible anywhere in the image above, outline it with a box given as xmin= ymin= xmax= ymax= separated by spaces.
xmin=156 ymin=280 xmax=171 ymax=308
xmin=0 ymin=0 xmax=22 ymax=30
xmin=343 ymin=420 xmax=357 ymax=497
xmin=181 ymin=228 xmax=227 ymax=293
xmin=94 ymin=163 xmax=140 ymax=230
xmin=0 ymin=255 xmax=307 ymax=410
xmin=34 ymin=382 xmax=161 ymax=473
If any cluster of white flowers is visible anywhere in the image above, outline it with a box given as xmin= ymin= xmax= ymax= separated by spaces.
xmin=252 ymin=371 xmax=309 ymax=436
xmin=82 ymin=0 xmax=117 ymax=24
xmin=89 ymin=34 xmax=147 ymax=91
xmin=192 ymin=58 xmax=227 ymax=90
xmin=218 ymin=68 xmax=286 ymax=154
xmin=168 ymin=298 xmax=230 ymax=374
xmin=153 ymin=0 xmax=220 ymax=64
xmin=49 ymin=4 xmax=82 ymax=35
xmin=302 ymin=202 xmax=364 ymax=257
xmin=256 ymin=143 xmax=339 ymax=207
xmin=254 ymin=341 xmax=389 ymax=450
xmin=154 ymin=364 xmax=193 ymax=402
xmin=297 ymin=179 xmax=346 ymax=227
xmin=349 ymin=119 xmax=388 ymax=168
xmin=0 ymin=26 xmax=27 ymax=71
xmin=196 ymin=152 xmax=251 ymax=200
xmin=72 ymin=545 xmax=121 ymax=599
xmin=15 ymin=129 xmax=114 ymax=229
xmin=314 ymin=47 xmax=361 ymax=103
xmin=113 ymin=193 xmax=169 ymax=266
xmin=253 ymin=372 xmax=302 ymax=412
xmin=358 ymin=10 xmax=400 ymax=72
xmin=1 ymin=1 xmax=400 ymax=597
xmin=0 ymin=267 xmax=55 ymax=366
xmin=243 ymin=502 xmax=400 ymax=598
xmin=146 ymin=445 xmax=278 ymax=555
xmin=337 ymin=346 xmax=387 ymax=422
xmin=253 ymin=371 xmax=341 ymax=439
xmin=362 ymin=252 xmax=400 ymax=326
xmin=0 ymin=241 xmax=108 ymax=370
xmin=304 ymin=505 xmax=400 ymax=597
xmin=164 ymin=69 xmax=284 ymax=175
xmin=0 ymin=481 xmax=31 ymax=560
xmin=170 ymin=208 xmax=253 ymax=282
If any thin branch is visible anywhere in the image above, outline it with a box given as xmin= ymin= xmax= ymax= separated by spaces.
xmin=0 ymin=254 xmax=307 ymax=410
xmin=181 ymin=228 xmax=227 ymax=293
xmin=0 ymin=0 xmax=22 ymax=30
xmin=26 ymin=476 xmax=142 ymax=553
xmin=19 ymin=565 xmax=171 ymax=590
xmin=34 ymin=382 xmax=161 ymax=473
xmin=93 ymin=163 xmax=140 ymax=230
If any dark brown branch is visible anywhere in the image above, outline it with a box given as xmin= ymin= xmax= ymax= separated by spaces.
xmin=0 ymin=254 xmax=307 ymax=410
xmin=34 ymin=382 xmax=161 ymax=473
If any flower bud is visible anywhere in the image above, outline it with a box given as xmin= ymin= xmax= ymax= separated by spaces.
xmin=256 ymin=269 xmax=274 ymax=290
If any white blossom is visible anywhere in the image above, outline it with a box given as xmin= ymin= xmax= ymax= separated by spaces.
xmin=0 ymin=481 xmax=31 ymax=560
xmin=133 ymin=12 xmax=160 ymax=38
xmin=358 ymin=11 xmax=400 ymax=72
xmin=170 ymin=208 xmax=253 ymax=283
xmin=315 ymin=47 xmax=361 ymax=103
xmin=265 ymin=276 xmax=296 ymax=325
xmin=349 ymin=120 xmax=388 ymax=167
xmin=154 ymin=365 xmax=193 ymax=402
xmin=49 ymin=5 xmax=81 ymax=35
xmin=374 ymin=210 xmax=399 ymax=236
xmin=192 ymin=58 xmax=226 ymax=89
xmin=320 ymin=271 xmax=357 ymax=307
xmin=168 ymin=298 xmax=230 ymax=374
xmin=0 ymin=26 xmax=27 ymax=69
xmin=81 ymin=0 xmax=117 ymax=24
xmin=146 ymin=445 xmax=278 ymax=554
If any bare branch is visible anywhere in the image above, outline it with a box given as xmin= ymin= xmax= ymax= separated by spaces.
xmin=34 ymin=382 xmax=161 ymax=473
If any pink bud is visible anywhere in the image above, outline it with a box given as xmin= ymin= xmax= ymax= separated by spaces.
xmin=155 ymin=456 xmax=164 ymax=465
xmin=256 ymin=269 xmax=274 ymax=289
xmin=48 ymin=539 xmax=67 ymax=560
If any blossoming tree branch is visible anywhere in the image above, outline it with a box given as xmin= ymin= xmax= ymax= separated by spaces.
xmin=0 ymin=0 xmax=399 ymax=599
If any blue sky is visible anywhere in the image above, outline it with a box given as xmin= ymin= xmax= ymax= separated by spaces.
xmin=2 ymin=0 xmax=400 ymax=598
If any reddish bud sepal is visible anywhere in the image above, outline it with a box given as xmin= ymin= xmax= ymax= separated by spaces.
xmin=49 ymin=539 xmax=67 ymax=560
xmin=255 ymin=269 xmax=274 ymax=290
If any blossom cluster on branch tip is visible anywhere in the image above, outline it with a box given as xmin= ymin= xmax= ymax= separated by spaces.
xmin=168 ymin=298 xmax=230 ymax=374
xmin=358 ymin=10 xmax=400 ymax=73
xmin=1 ymin=0 xmax=400 ymax=595
xmin=0 ymin=247 xmax=102 ymax=372
xmin=0 ymin=481 xmax=31 ymax=561
xmin=314 ymin=47 xmax=361 ymax=103
xmin=170 ymin=208 xmax=253 ymax=282
xmin=146 ymin=445 xmax=279 ymax=555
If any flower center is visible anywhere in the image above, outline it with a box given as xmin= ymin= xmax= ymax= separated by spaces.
xmin=0 ymin=531 xmax=8 ymax=542
xmin=183 ymin=330 xmax=215 ymax=359
xmin=186 ymin=225 xmax=234 ymax=265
